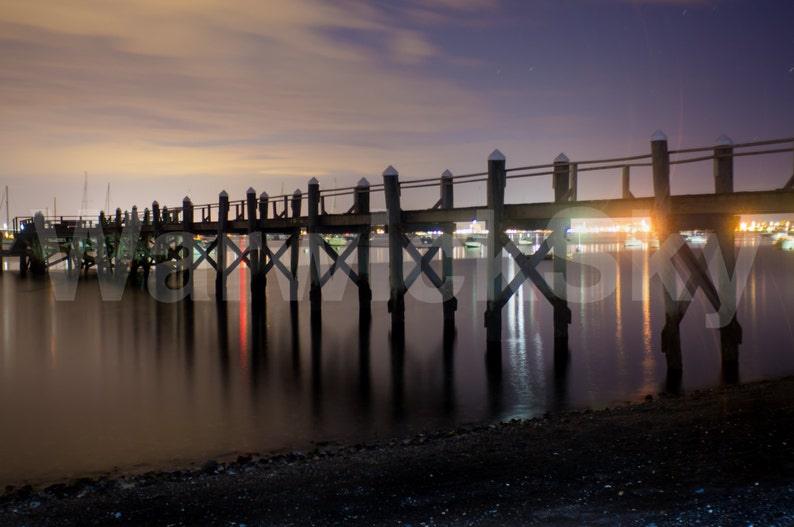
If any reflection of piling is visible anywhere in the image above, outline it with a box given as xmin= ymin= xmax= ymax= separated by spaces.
xmin=180 ymin=296 xmax=195 ymax=375
xmin=485 ymin=343 xmax=502 ymax=418
xmin=216 ymin=301 xmax=230 ymax=394
xmin=442 ymin=327 xmax=456 ymax=416
xmin=249 ymin=291 xmax=268 ymax=394
xmin=310 ymin=303 xmax=323 ymax=418
xmin=357 ymin=313 xmax=372 ymax=413
xmin=390 ymin=324 xmax=406 ymax=421
xmin=553 ymin=342 xmax=570 ymax=409
xmin=485 ymin=150 xmax=505 ymax=344
xmin=290 ymin=300 xmax=301 ymax=375
xmin=384 ymin=166 xmax=405 ymax=333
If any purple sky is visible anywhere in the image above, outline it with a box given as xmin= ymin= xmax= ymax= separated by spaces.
xmin=1 ymin=0 xmax=792 ymax=219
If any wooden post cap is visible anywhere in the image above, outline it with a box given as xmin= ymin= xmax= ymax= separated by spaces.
xmin=488 ymin=149 xmax=505 ymax=161
xmin=715 ymin=134 xmax=733 ymax=147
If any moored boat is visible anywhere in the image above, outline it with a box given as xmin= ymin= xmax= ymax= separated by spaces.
xmin=464 ymin=237 xmax=482 ymax=249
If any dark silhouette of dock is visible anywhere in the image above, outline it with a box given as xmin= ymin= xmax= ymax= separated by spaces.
xmin=3 ymin=132 xmax=793 ymax=384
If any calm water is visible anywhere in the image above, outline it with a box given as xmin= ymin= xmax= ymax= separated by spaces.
xmin=1 ymin=236 xmax=793 ymax=486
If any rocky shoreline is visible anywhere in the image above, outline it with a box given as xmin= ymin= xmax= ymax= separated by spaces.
xmin=2 ymin=376 xmax=793 ymax=526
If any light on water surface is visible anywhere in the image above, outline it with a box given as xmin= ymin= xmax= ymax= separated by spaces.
xmin=0 ymin=237 xmax=793 ymax=487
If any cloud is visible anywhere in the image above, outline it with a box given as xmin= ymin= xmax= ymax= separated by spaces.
xmin=0 ymin=1 xmax=492 ymax=187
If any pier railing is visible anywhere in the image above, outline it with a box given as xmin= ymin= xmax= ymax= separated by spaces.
xmin=11 ymin=135 xmax=793 ymax=234
xmin=5 ymin=131 xmax=794 ymax=384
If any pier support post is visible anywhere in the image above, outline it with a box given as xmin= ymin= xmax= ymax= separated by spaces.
xmin=552 ymin=153 xmax=572 ymax=347
xmin=440 ymin=169 xmax=457 ymax=334
xmin=651 ymin=130 xmax=683 ymax=377
xmin=307 ymin=178 xmax=322 ymax=313
xmin=714 ymin=135 xmax=741 ymax=376
xmin=485 ymin=150 xmax=506 ymax=345
xmin=152 ymin=201 xmax=161 ymax=237
xmin=354 ymin=178 xmax=372 ymax=321
xmin=257 ymin=192 xmax=269 ymax=304
xmin=247 ymin=187 xmax=264 ymax=310
xmin=383 ymin=166 xmax=405 ymax=334
xmin=289 ymin=189 xmax=302 ymax=304
xmin=216 ymin=190 xmax=229 ymax=301
xmin=622 ymin=166 xmax=635 ymax=199
xmin=182 ymin=196 xmax=194 ymax=300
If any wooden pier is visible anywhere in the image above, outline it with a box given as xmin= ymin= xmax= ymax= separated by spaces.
xmin=4 ymin=132 xmax=794 ymax=382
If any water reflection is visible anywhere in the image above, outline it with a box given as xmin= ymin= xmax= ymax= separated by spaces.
xmin=441 ymin=328 xmax=455 ymax=417
xmin=390 ymin=324 xmax=406 ymax=422
xmin=1 ymin=241 xmax=793 ymax=486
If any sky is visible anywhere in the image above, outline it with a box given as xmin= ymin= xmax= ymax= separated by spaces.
xmin=1 ymin=0 xmax=792 ymax=219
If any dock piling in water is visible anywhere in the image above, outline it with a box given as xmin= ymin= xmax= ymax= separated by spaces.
xmin=5 ymin=131 xmax=793 ymax=379
xmin=383 ymin=165 xmax=405 ymax=334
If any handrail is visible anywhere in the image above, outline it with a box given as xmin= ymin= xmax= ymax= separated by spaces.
xmin=8 ymin=134 xmax=792 ymax=228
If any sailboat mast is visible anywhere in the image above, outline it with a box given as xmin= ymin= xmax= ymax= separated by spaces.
xmin=80 ymin=171 xmax=88 ymax=220
xmin=5 ymin=185 xmax=9 ymax=230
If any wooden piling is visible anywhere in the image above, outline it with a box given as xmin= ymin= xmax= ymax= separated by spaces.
xmin=354 ymin=178 xmax=372 ymax=318
xmin=257 ymin=192 xmax=269 ymax=301
xmin=182 ymin=196 xmax=194 ymax=300
xmin=714 ymin=135 xmax=734 ymax=194
xmin=568 ymin=163 xmax=578 ymax=202
xmin=784 ymin=140 xmax=794 ymax=190
xmin=652 ymin=130 xmax=683 ymax=373
xmin=383 ymin=166 xmax=405 ymax=332
xmin=552 ymin=153 xmax=571 ymax=345
xmin=622 ymin=166 xmax=634 ymax=199
xmin=553 ymin=153 xmax=570 ymax=203
xmin=713 ymin=135 xmax=741 ymax=369
xmin=152 ymin=201 xmax=161 ymax=237
xmin=307 ymin=178 xmax=322 ymax=312
xmin=485 ymin=150 xmax=506 ymax=344
xmin=246 ymin=187 xmax=264 ymax=308
xmin=440 ymin=169 xmax=457 ymax=332
xmin=216 ymin=190 xmax=229 ymax=301
xmin=289 ymin=189 xmax=302 ymax=304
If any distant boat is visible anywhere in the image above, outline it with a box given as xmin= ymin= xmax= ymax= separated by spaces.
xmin=681 ymin=231 xmax=709 ymax=245
xmin=774 ymin=236 xmax=794 ymax=251
xmin=624 ymin=237 xmax=644 ymax=249
xmin=464 ymin=237 xmax=482 ymax=249
xmin=325 ymin=235 xmax=347 ymax=247
xmin=517 ymin=237 xmax=534 ymax=246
